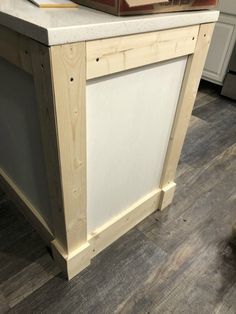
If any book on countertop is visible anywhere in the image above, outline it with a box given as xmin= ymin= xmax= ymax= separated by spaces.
xmin=29 ymin=0 xmax=79 ymax=8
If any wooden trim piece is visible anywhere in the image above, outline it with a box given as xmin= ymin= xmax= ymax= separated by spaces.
xmin=89 ymin=189 xmax=161 ymax=258
xmin=86 ymin=25 xmax=199 ymax=79
xmin=30 ymin=42 xmax=87 ymax=255
xmin=51 ymin=189 xmax=160 ymax=279
xmin=50 ymin=43 xmax=87 ymax=252
xmin=0 ymin=25 xmax=32 ymax=74
xmin=30 ymin=43 xmax=66 ymax=247
xmin=160 ymin=23 xmax=216 ymax=190
xmin=159 ymin=182 xmax=176 ymax=211
xmin=0 ymin=168 xmax=53 ymax=245
xmin=51 ymin=239 xmax=91 ymax=280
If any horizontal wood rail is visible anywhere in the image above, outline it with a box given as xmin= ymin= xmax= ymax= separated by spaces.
xmin=0 ymin=24 xmax=199 ymax=81
xmin=0 ymin=25 xmax=33 ymax=74
xmin=86 ymin=25 xmax=199 ymax=79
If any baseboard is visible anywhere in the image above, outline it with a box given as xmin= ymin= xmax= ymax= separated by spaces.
xmin=52 ymin=189 xmax=161 ymax=279
xmin=159 ymin=182 xmax=176 ymax=211
xmin=51 ymin=239 xmax=91 ymax=280
xmin=1 ymin=169 xmax=174 ymax=280
xmin=1 ymin=168 xmax=171 ymax=280
xmin=89 ymin=189 xmax=161 ymax=258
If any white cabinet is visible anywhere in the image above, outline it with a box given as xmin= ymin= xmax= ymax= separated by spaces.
xmin=203 ymin=0 xmax=236 ymax=85
xmin=218 ymin=0 xmax=236 ymax=15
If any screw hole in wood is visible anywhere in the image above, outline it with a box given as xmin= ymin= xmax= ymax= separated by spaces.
xmin=96 ymin=58 xmax=99 ymax=62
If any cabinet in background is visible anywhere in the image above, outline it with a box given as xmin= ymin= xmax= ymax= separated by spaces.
xmin=203 ymin=0 xmax=236 ymax=85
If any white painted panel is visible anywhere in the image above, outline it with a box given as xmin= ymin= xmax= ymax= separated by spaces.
xmin=86 ymin=57 xmax=187 ymax=233
xmin=203 ymin=13 xmax=236 ymax=85
xmin=218 ymin=0 xmax=236 ymax=15
xmin=204 ymin=22 xmax=234 ymax=76
xmin=0 ymin=58 xmax=52 ymax=228
xmin=203 ymin=16 xmax=236 ymax=84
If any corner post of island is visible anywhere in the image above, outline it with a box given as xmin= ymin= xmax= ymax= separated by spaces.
xmin=30 ymin=40 xmax=91 ymax=279
xmin=158 ymin=22 xmax=216 ymax=211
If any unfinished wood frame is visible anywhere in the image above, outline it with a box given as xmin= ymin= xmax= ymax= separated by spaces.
xmin=0 ymin=22 xmax=215 ymax=279
xmin=159 ymin=23 xmax=215 ymax=209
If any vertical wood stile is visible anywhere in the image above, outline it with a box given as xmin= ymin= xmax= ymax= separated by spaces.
xmin=30 ymin=42 xmax=87 ymax=258
xmin=159 ymin=23 xmax=216 ymax=209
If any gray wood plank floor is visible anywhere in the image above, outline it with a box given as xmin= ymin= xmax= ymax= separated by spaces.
xmin=0 ymin=81 xmax=236 ymax=314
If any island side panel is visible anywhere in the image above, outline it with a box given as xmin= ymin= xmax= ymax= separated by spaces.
xmin=0 ymin=21 xmax=217 ymax=280
xmin=86 ymin=57 xmax=187 ymax=234
xmin=0 ymin=57 xmax=53 ymax=230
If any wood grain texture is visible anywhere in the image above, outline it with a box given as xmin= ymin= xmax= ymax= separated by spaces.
xmin=30 ymin=43 xmax=67 ymax=249
xmin=158 ymin=182 xmax=176 ymax=211
xmin=0 ymin=25 xmax=32 ymax=74
xmin=0 ymin=293 xmax=9 ymax=313
xmin=50 ymin=43 xmax=87 ymax=253
xmin=0 ymin=254 xmax=60 ymax=308
xmin=0 ymin=82 xmax=236 ymax=314
xmin=89 ymin=189 xmax=161 ymax=258
xmin=6 ymin=229 xmax=167 ymax=313
xmin=86 ymin=25 xmax=199 ymax=79
xmin=53 ymin=189 xmax=161 ymax=279
xmin=1 ymin=70 xmax=236 ymax=313
xmin=31 ymin=42 xmax=87 ymax=257
xmin=51 ymin=239 xmax=91 ymax=280
xmin=160 ymin=23 xmax=215 ymax=189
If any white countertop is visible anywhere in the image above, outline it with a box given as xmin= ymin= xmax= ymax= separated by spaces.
xmin=0 ymin=0 xmax=219 ymax=45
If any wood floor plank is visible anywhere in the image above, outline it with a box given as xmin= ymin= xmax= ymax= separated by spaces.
xmin=0 ymin=292 xmax=9 ymax=313
xmin=0 ymin=198 xmax=52 ymax=284
xmin=194 ymin=92 xmax=218 ymax=109
xmin=182 ymin=100 xmax=236 ymax=168
xmin=215 ymin=282 xmax=236 ymax=314
xmin=152 ymin=241 xmax=236 ymax=314
xmin=8 ymin=229 xmax=166 ymax=313
xmin=1 ymin=254 xmax=60 ymax=308
xmin=119 ymin=190 xmax=236 ymax=313
xmin=0 ymin=201 xmax=34 ymax=250
xmin=193 ymin=96 xmax=236 ymax=121
xmin=194 ymin=83 xmax=220 ymax=109
xmin=137 ymin=143 xmax=236 ymax=246
xmin=176 ymin=115 xmax=207 ymax=178
xmin=0 ymin=226 xmax=49 ymax=284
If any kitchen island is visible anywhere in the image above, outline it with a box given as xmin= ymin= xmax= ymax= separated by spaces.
xmin=0 ymin=0 xmax=218 ymax=279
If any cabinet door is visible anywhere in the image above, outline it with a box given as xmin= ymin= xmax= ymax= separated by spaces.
xmin=203 ymin=14 xmax=236 ymax=85
xmin=218 ymin=0 xmax=236 ymax=15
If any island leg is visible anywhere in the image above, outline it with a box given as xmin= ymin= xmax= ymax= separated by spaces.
xmin=31 ymin=41 xmax=91 ymax=279
xmin=159 ymin=23 xmax=216 ymax=210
